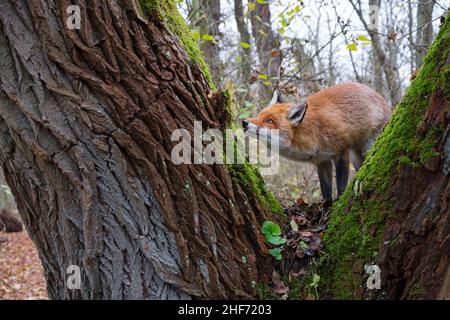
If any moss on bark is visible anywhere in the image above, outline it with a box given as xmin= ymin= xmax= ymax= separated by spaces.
xmin=139 ymin=0 xmax=214 ymax=87
xmin=138 ymin=0 xmax=283 ymax=216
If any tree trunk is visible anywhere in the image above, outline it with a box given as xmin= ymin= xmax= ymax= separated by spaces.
xmin=416 ymin=0 xmax=435 ymax=67
xmin=0 ymin=0 xmax=281 ymax=299
xmin=368 ymin=0 xmax=384 ymax=95
xmin=322 ymin=15 xmax=450 ymax=299
xmin=234 ymin=0 xmax=252 ymax=85
xmin=249 ymin=0 xmax=281 ymax=106
xmin=193 ymin=0 xmax=223 ymax=88
xmin=351 ymin=0 xmax=402 ymax=106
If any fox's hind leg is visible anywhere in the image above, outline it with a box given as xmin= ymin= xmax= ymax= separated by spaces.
xmin=317 ymin=161 xmax=333 ymax=202
xmin=351 ymin=137 xmax=374 ymax=171
xmin=334 ymin=149 xmax=350 ymax=197
xmin=351 ymin=149 xmax=364 ymax=171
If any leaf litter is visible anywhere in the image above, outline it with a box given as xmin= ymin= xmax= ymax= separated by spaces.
xmin=262 ymin=199 xmax=331 ymax=299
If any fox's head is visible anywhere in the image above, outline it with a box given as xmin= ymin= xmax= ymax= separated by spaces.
xmin=242 ymin=102 xmax=308 ymax=148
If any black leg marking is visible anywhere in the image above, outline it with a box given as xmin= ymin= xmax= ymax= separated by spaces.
xmin=352 ymin=149 xmax=365 ymax=171
xmin=334 ymin=150 xmax=350 ymax=197
xmin=317 ymin=161 xmax=333 ymax=202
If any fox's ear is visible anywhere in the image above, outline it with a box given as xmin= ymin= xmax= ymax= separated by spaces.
xmin=287 ymin=102 xmax=308 ymax=127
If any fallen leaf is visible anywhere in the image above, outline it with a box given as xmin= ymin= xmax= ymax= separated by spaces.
xmin=273 ymin=280 xmax=289 ymax=295
xmin=290 ymin=220 xmax=299 ymax=232
xmin=299 ymin=230 xmax=313 ymax=237
xmin=306 ymin=293 xmax=316 ymax=300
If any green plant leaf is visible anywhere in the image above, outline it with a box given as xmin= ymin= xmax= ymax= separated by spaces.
xmin=357 ymin=35 xmax=370 ymax=41
xmin=243 ymin=101 xmax=254 ymax=108
xmin=240 ymin=42 xmax=251 ymax=49
xmin=269 ymin=247 xmax=283 ymax=260
xmin=299 ymin=240 xmax=308 ymax=250
xmin=266 ymin=234 xmax=287 ymax=245
xmin=346 ymin=43 xmax=358 ymax=51
xmin=262 ymin=221 xmax=286 ymax=245
xmin=238 ymin=111 xmax=251 ymax=119
xmin=262 ymin=221 xmax=281 ymax=236
xmin=202 ymin=34 xmax=215 ymax=41
xmin=309 ymin=274 xmax=321 ymax=288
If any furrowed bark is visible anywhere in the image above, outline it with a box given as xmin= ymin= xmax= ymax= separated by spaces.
xmin=0 ymin=0 xmax=279 ymax=299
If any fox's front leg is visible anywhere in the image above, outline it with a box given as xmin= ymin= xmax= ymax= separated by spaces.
xmin=334 ymin=149 xmax=350 ymax=197
xmin=317 ymin=161 xmax=333 ymax=202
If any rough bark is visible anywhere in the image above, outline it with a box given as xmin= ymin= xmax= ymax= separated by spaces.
xmin=249 ymin=0 xmax=281 ymax=106
xmin=0 ymin=0 xmax=279 ymax=299
xmin=322 ymin=15 xmax=450 ymax=299
xmin=416 ymin=0 xmax=435 ymax=67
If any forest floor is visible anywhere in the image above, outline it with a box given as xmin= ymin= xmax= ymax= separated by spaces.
xmin=0 ymin=230 xmax=48 ymax=300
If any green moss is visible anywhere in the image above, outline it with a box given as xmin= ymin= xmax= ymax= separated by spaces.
xmin=320 ymin=197 xmax=385 ymax=298
xmin=256 ymin=282 xmax=278 ymax=300
xmin=224 ymin=114 xmax=283 ymax=216
xmin=320 ymin=14 xmax=450 ymax=298
xmin=139 ymin=0 xmax=214 ymax=87
xmin=419 ymin=127 xmax=441 ymax=163
xmin=229 ymin=161 xmax=284 ymax=216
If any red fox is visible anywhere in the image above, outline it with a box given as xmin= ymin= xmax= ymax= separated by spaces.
xmin=242 ymin=82 xmax=391 ymax=202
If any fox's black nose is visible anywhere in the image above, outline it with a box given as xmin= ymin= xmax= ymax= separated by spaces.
xmin=242 ymin=120 xmax=249 ymax=130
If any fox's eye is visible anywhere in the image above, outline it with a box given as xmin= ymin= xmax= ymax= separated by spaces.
xmin=265 ymin=118 xmax=274 ymax=124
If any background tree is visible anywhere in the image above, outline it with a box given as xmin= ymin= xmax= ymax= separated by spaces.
xmin=0 ymin=0 xmax=282 ymax=299
xmin=416 ymin=0 xmax=435 ymax=67
xmin=249 ymin=0 xmax=282 ymax=106
xmin=191 ymin=0 xmax=224 ymax=88
xmin=350 ymin=0 xmax=402 ymax=106
xmin=234 ymin=0 xmax=252 ymax=85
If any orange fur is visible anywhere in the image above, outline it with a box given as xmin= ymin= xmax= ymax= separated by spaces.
xmin=246 ymin=82 xmax=391 ymax=164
